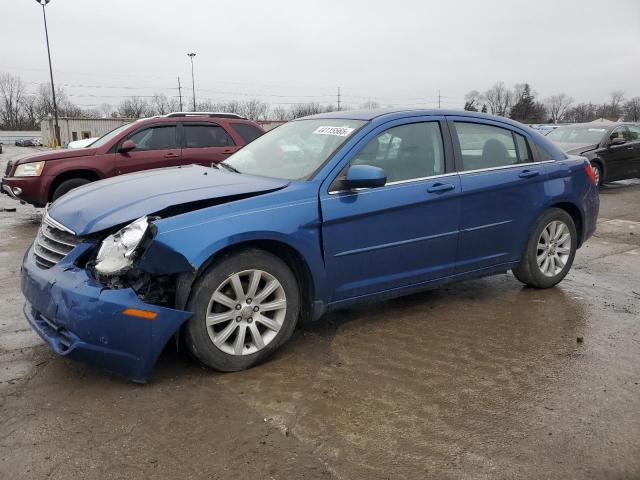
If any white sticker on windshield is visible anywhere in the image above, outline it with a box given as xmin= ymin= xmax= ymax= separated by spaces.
xmin=588 ymin=128 xmax=606 ymax=132
xmin=313 ymin=126 xmax=355 ymax=137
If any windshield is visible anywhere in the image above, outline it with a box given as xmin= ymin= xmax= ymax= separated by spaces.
xmin=222 ymin=119 xmax=365 ymax=179
xmin=547 ymin=125 xmax=608 ymax=144
xmin=89 ymin=123 xmax=133 ymax=148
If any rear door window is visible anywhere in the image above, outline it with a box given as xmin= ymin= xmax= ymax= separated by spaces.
xmin=230 ymin=123 xmax=264 ymax=143
xmin=453 ymin=122 xmax=530 ymax=171
xmin=184 ymin=124 xmax=235 ymax=148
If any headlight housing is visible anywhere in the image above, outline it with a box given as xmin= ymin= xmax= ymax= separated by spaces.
xmin=14 ymin=161 xmax=45 ymax=177
xmin=95 ymin=216 xmax=150 ymax=276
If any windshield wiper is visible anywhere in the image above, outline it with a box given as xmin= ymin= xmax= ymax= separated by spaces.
xmin=218 ymin=162 xmax=240 ymax=174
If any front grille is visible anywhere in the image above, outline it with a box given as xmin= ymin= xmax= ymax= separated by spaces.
xmin=4 ymin=160 xmax=12 ymax=176
xmin=33 ymin=215 xmax=80 ymax=269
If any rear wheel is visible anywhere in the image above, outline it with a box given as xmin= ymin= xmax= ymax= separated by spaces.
xmin=52 ymin=178 xmax=91 ymax=201
xmin=590 ymin=161 xmax=603 ymax=186
xmin=184 ymin=249 xmax=300 ymax=372
xmin=512 ymin=208 xmax=577 ymax=288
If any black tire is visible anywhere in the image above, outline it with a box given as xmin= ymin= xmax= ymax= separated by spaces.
xmin=512 ymin=208 xmax=577 ymax=289
xmin=52 ymin=178 xmax=91 ymax=201
xmin=184 ymin=249 xmax=300 ymax=372
xmin=590 ymin=161 xmax=603 ymax=186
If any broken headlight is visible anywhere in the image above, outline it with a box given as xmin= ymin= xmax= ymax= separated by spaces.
xmin=95 ymin=216 xmax=150 ymax=276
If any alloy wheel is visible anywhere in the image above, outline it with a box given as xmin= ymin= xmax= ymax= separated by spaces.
xmin=536 ymin=220 xmax=572 ymax=277
xmin=205 ymin=269 xmax=287 ymax=355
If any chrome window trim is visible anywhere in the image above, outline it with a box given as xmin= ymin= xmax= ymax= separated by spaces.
xmin=457 ymin=159 xmax=555 ymax=175
xmin=328 ymin=172 xmax=458 ymax=195
xmin=327 ymin=160 xmax=558 ymax=195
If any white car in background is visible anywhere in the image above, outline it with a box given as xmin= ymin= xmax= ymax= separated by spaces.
xmin=67 ymin=137 xmax=98 ymax=149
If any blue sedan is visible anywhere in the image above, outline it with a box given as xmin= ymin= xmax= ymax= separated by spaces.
xmin=21 ymin=109 xmax=599 ymax=381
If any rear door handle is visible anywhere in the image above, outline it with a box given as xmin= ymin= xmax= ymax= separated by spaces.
xmin=427 ymin=183 xmax=455 ymax=193
xmin=518 ymin=169 xmax=539 ymax=179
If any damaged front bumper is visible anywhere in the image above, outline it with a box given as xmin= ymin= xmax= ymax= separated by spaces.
xmin=21 ymin=242 xmax=192 ymax=382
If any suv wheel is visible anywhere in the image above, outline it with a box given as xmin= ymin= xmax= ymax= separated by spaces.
xmin=512 ymin=208 xmax=577 ymax=288
xmin=185 ymin=249 xmax=300 ymax=372
xmin=52 ymin=178 xmax=91 ymax=201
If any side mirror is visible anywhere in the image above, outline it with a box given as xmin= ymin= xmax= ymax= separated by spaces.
xmin=119 ymin=139 xmax=136 ymax=152
xmin=609 ymin=137 xmax=626 ymax=146
xmin=344 ymin=164 xmax=387 ymax=189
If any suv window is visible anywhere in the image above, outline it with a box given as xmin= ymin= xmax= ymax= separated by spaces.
xmin=129 ymin=126 xmax=178 ymax=151
xmin=184 ymin=124 xmax=235 ymax=148
xmin=351 ymin=122 xmax=445 ymax=183
xmin=230 ymin=123 xmax=264 ymax=143
xmin=454 ymin=122 xmax=528 ymax=171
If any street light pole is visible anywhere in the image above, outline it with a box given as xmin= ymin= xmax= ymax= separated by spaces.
xmin=37 ymin=0 xmax=60 ymax=147
xmin=187 ymin=53 xmax=196 ymax=111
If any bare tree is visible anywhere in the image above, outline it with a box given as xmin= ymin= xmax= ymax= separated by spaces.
xmin=544 ymin=94 xmax=574 ymax=123
xmin=149 ymin=94 xmax=180 ymax=116
xmin=270 ymin=106 xmax=288 ymax=121
xmin=117 ymin=97 xmax=150 ymax=118
xmin=99 ymin=103 xmax=114 ymax=118
xmin=484 ymin=82 xmax=512 ymax=117
xmin=623 ymin=97 xmax=640 ymax=122
xmin=287 ymin=103 xmax=324 ymax=119
xmin=464 ymin=90 xmax=482 ymax=111
xmin=0 ymin=73 xmax=26 ymax=129
xmin=236 ymin=99 xmax=270 ymax=120
xmin=360 ymin=100 xmax=380 ymax=110
xmin=609 ymin=90 xmax=625 ymax=120
xmin=20 ymin=95 xmax=40 ymax=129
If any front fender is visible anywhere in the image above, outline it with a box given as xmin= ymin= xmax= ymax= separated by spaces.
xmin=136 ymin=185 xmax=329 ymax=304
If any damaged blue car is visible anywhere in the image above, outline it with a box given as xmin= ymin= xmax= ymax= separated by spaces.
xmin=21 ymin=109 xmax=599 ymax=381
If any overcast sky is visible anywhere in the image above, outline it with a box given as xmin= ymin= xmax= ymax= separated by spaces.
xmin=2 ymin=0 xmax=639 ymax=111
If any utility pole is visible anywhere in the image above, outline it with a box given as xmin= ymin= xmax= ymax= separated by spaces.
xmin=36 ymin=0 xmax=60 ymax=147
xmin=187 ymin=53 xmax=196 ymax=111
xmin=438 ymin=89 xmax=441 ymax=109
xmin=177 ymin=77 xmax=183 ymax=111
xmin=337 ymin=87 xmax=341 ymax=111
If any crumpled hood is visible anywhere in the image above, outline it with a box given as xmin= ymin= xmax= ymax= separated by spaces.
xmin=555 ymin=142 xmax=598 ymax=155
xmin=48 ymin=165 xmax=289 ymax=236
xmin=14 ymin=148 xmax=98 ymax=164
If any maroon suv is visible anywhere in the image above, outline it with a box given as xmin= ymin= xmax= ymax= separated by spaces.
xmin=1 ymin=113 xmax=265 ymax=207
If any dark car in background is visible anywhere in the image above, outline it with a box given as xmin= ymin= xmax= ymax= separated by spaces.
xmin=547 ymin=123 xmax=640 ymax=185
xmin=1 ymin=113 xmax=265 ymax=207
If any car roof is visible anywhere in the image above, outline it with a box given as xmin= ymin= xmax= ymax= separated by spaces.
xmin=301 ymin=108 xmax=536 ymax=130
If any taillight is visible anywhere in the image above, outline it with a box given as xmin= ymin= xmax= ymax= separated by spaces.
xmin=585 ymin=162 xmax=597 ymax=185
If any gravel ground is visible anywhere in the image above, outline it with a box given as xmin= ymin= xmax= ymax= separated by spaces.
xmin=0 ymin=145 xmax=639 ymax=479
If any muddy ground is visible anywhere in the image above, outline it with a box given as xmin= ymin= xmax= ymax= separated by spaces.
xmin=0 ymin=145 xmax=638 ymax=479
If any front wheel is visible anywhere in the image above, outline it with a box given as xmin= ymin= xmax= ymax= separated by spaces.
xmin=52 ymin=178 xmax=91 ymax=201
xmin=184 ymin=249 xmax=300 ymax=372
xmin=512 ymin=208 xmax=577 ymax=289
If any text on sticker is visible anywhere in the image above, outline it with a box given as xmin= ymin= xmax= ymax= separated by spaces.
xmin=313 ymin=126 xmax=355 ymax=137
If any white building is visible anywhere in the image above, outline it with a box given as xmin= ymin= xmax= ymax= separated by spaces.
xmin=41 ymin=117 xmax=133 ymax=147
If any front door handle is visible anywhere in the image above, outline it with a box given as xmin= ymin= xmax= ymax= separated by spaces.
xmin=427 ymin=183 xmax=455 ymax=193
xmin=164 ymin=153 xmax=180 ymax=159
xmin=518 ymin=169 xmax=539 ymax=179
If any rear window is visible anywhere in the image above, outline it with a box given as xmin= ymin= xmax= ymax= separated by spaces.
xmin=230 ymin=123 xmax=264 ymax=144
